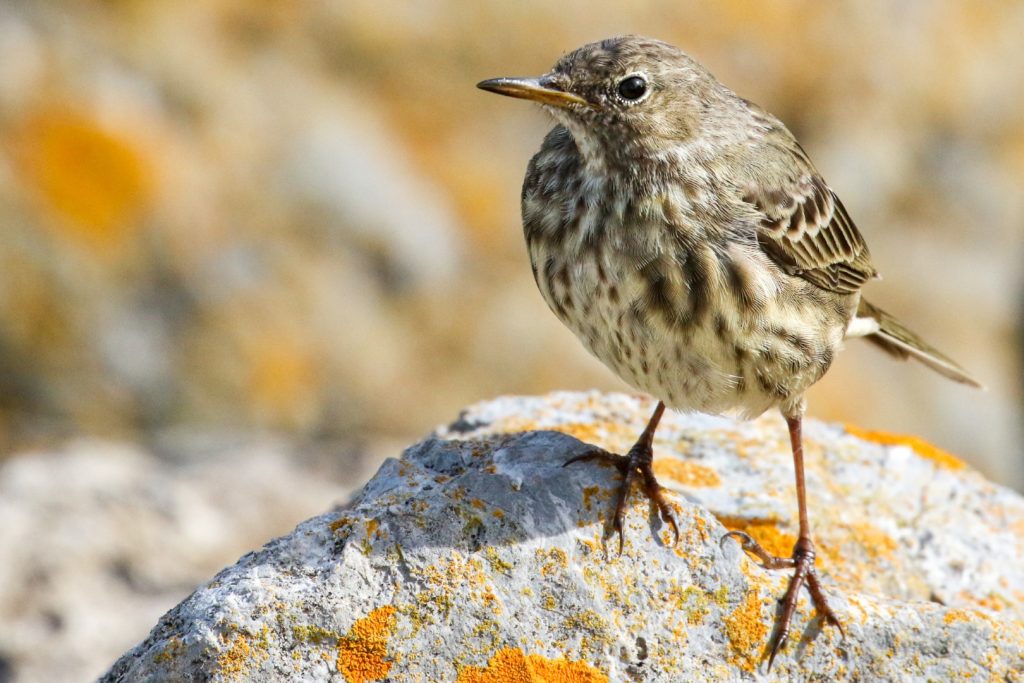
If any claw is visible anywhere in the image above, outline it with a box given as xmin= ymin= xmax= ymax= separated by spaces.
xmin=563 ymin=447 xmax=619 ymax=469
xmin=721 ymin=529 xmax=841 ymax=671
xmin=720 ymin=529 xmax=756 ymax=553
xmin=563 ymin=417 xmax=680 ymax=553
xmin=720 ymin=529 xmax=795 ymax=570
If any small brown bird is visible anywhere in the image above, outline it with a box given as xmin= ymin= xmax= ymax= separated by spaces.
xmin=478 ymin=36 xmax=980 ymax=667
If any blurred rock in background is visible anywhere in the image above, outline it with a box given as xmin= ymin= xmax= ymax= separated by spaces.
xmin=0 ymin=4 xmax=1021 ymax=479
xmin=0 ymin=434 xmax=366 ymax=682
xmin=0 ymin=5 xmax=1022 ymax=680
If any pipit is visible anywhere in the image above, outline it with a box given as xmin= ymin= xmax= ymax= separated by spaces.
xmin=478 ymin=35 xmax=981 ymax=668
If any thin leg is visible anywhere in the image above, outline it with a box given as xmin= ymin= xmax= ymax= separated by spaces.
xmin=564 ymin=401 xmax=679 ymax=552
xmin=722 ymin=414 xmax=843 ymax=671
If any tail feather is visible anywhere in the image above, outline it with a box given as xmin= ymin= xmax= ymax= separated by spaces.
xmin=854 ymin=299 xmax=983 ymax=388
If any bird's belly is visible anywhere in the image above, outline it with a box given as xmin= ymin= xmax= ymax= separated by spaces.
xmin=531 ymin=247 xmax=850 ymax=418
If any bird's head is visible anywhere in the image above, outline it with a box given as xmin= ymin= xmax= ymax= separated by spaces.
xmin=478 ymin=36 xmax=733 ymax=165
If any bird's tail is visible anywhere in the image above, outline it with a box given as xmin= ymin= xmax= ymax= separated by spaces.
xmin=852 ymin=299 xmax=983 ymax=388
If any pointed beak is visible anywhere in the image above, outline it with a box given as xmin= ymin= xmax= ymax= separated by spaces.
xmin=476 ymin=76 xmax=590 ymax=108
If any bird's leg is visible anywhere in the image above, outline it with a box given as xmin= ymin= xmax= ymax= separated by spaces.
xmin=563 ymin=401 xmax=680 ymax=552
xmin=722 ymin=414 xmax=842 ymax=670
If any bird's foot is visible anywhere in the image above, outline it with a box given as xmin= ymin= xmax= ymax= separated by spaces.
xmin=722 ymin=531 xmax=843 ymax=670
xmin=564 ymin=442 xmax=680 ymax=553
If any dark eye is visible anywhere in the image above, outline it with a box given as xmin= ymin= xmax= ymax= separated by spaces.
xmin=617 ymin=76 xmax=647 ymax=101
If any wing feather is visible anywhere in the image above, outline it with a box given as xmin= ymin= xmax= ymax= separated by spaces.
xmin=741 ymin=135 xmax=878 ymax=295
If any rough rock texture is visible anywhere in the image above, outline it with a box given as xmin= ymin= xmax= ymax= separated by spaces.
xmin=101 ymin=392 xmax=1024 ymax=682
xmin=0 ymin=433 xmax=369 ymax=683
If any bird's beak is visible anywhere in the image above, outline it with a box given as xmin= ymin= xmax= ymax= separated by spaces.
xmin=476 ymin=76 xmax=590 ymax=108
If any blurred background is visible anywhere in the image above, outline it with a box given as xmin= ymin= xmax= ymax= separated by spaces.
xmin=0 ymin=1 xmax=1021 ymax=680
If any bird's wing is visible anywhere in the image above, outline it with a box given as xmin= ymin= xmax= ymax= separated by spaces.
xmin=739 ymin=135 xmax=878 ymax=295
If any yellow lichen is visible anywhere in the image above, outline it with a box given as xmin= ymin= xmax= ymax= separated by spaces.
xmin=217 ymin=626 xmax=270 ymax=679
xmin=483 ymin=547 xmax=514 ymax=574
xmin=562 ymin=610 xmax=612 ymax=656
xmin=844 ymin=425 xmax=965 ymax=470
xmin=337 ymin=606 xmax=397 ymax=683
xmin=293 ymin=624 xmax=342 ymax=645
xmin=652 ymin=459 xmax=721 ymax=487
xmin=410 ymin=552 xmax=492 ymax=620
xmin=723 ymin=592 xmax=768 ymax=672
xmin=456 ymin=647 xmax=608 ymax=683
xmin=537 ymin=547 xmax=569 ymax=577
xmin=671 ymin=584 xmax=729 ymax=626
xmin=581 ymin=486 xmax=602 ymax=511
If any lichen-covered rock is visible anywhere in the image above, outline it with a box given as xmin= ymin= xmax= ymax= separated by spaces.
xmin=100 ymin=392 xmax=1024 ymax=682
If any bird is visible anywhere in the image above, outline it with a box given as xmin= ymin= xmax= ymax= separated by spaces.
xmin=477 ymin=35 xmax=981 ymax=668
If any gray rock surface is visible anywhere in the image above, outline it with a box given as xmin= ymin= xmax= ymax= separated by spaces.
xmin=101 ymin=392 xmax=1024 ymax=682
xmin=0 ymin=433 xmax=367 ymax=683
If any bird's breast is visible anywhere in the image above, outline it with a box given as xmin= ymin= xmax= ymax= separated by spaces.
xmin=521 ymin=143 xmax=853 ymax=417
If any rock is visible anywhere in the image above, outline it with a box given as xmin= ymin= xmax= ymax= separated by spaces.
xmin=100 ymin=392 xmax=1024 ymax=681
xmin=0 ymin=433 xmax=365 ymax=683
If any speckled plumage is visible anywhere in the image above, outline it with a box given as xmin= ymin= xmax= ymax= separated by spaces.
xmin=513 ymin=37 xmax=976 ymax=418
xmin=523 ymin=121 xmax=855 ymax=419
xmin=480 ymin=35 xmax=980 ymax=667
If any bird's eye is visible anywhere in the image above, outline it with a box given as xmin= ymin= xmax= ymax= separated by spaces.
xmin=617 ymin=76 xmax=648 ymax=101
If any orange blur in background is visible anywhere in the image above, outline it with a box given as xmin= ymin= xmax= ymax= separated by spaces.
xmin=0 ymin=1 xmax=1021 ymax=489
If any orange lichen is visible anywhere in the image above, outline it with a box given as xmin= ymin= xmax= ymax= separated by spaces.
xmin=337 ymin=606 xmax=397 ymax=683
xmin=652 ymin=458 xmax=721 ymax=487
xmin=481 ymin=589 xmax=502 ymax=614
xmin=970 ymin=592 xmax=1009 ymax=612
xmin=716 ymin=515 xmax=796 ymax=559
xmin=471 ymin=498 xmax=486 ymax=510
xmin=13 ymin=109 xmax=153 ymax=248
xmin=245 ymin=334 xmax=319 ymax=429
xmin=692 ymin=513 xmax=709 ymax=542
xmin=842 ymin=520 xmax=898 ymax=560
xmin=723 ymin=592 xmax=768 ymax=672
xmin=844 ymin=425 xmax=965 ymax=470
xmin=544 ymin=422 xmax=614 ymax=447
xmin=581 ymin=486 xmax=602 ymax=511
xmin=456 ymin=647 xmax=608 ymax=683
xmin=943 ymin=609 xmax=974 ymax=625
xmin=483 ymin=417 xmax=637 ymax=454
